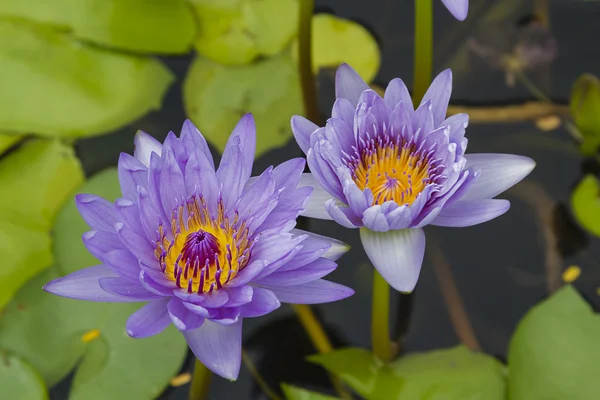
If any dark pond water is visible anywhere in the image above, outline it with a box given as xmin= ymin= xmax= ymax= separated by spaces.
xmin=55 ymin=0 xmax=600 ymax=398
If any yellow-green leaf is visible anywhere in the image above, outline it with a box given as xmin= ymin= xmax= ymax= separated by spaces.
xmin=571 ymin=74 xmax=600 ymax=155
xmin=292 ymin=14 xmax=381 ymax=83
xmin=0 ymin=139 xmax=83 ymax=309
xmin=0 ymin=352 xmax=48 ymax=400
xmin=571 ymin=174 xmax=600 ymax=237
xmin=508 ymin=285 xmax=600 ymax=400
xmin=0 ymin=0 xmax=195 ymax=54
xmin=0 ymin=132 xmax=21 ymax=156
xmin=189 ymin=0 xmax=298 ymax=65
xmin=183 ymin=52 xmax=303 ymax=157
xmin=282 ymin=384 xmax=340 ymax=400
xmin=0 ymin=20 xmax=174 ymax=138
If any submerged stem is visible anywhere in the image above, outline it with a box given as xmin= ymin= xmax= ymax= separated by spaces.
xmin=371 ymin=270 xmax=393 ymax=362
xmin=413 ymin=0 xmax=433 ymax=105
xmin=188 ymin=359 xmax=212 ymax=400
xmin=291 ymin=304 xmax=353 ymax=399
xmin=298 ymin=0 xmax=321 ymax=125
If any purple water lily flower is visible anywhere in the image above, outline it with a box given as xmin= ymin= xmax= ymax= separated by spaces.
xmin=291 ymin=64 xmax=535 ymax=293
xmin=44 ymin=115 xmax=353 ymax=380
xmin=441 ymin=0 xmax=468 ymax=21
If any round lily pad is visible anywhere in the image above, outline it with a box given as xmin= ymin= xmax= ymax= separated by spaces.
xmin=0 ymin=352 xmax=48 ymax=400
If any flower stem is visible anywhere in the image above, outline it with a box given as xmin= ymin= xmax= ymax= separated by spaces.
xmin=413 ymin=0 xmax=433 ymax=105
xmin=291 ymin=304 xmax=353 ymax=399
xmin=298 ymin=0 xmax=322 ymax=125
xmin=242 ymin=350 xmax=283 ymax=400
xmin=188 ymin=359 xmax=211 ymax=400
xmin=371 ymin=270 xmax=393 ymax=362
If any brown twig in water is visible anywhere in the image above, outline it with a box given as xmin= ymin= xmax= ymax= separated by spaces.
xmin=507 ymin=181 xmax=562 ymax=293
xmin=429 ymin=236 xmax=481 ymax=352
xmin=370 ymin=84 xmax=569 ymax=123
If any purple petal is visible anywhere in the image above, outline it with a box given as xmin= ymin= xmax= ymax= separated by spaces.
xmin=126 ymin=298 xmax=171 ymax=338
xmin=137 ymin=187 xmax=163 ymax=242
xmin=462 ymin=154 xmax=536 ymax=200
xmin=76 ymin=194 xmax=117 ymax=232
xmin=384 ymin=78 xmax=413 ymax=110
xmin=168 ymin=297 xmax=205 ymax=331
xmin=103 ymin=249 xmax=141 ymax=282
xmin=432 ymin=199 xmax=510 ymax=227
xmin=362 ymin=206 xmax=391 ymax=232
xmin=210 ymin=307 xmax=241 ymax=326
xmin=82 ymin=230 xmax=124 ymax=261
xmin=331 ymin=97 xmax=355 ymax=126
xmin=298 ymin=173 xmax=334 ymax=220
xmin=98 ymin=277 xmax=159 ymax=300
xmin=421 ymin=69 xmax=453 ymax=126
xmin=159 ymin=149 xmax=187 ymax=216
xmin=443 ymin=113 xmax=469 ymax=144
xmin=263 ymin=279 xmax=354 ymax=304
xmin=254 ymin=258 xmax=337 ymax=287
xmin=183 ymin=319 xmax=243 ymax=381
xmin=240 ymin=287 xmax=280 ymax=317
xmin=227 ymin=260 xmax=266 ymax=287
xmin=224 ymin=286 xmax=254 ymax=307
xmin=134 ymin=131 xmax=162 ymax=168
xmin=114 ymin=198 xmax=142 ymax=232
xmin=441 ymin=0 xmax=469 ymax=21
xmin=118 ymin=153 xmax=148 ymax=201
xmin=412 ymin=100 xmax=434 ymax=135
xmin=289 ymin=229 xmax=349 ymax=263
xmin=139 ymin=270 xmax=175 ymax=296
xmin=272 ymin=158 xmax=306 ymax=194
xmin=291 ymin=115 xmax=318 ymax=154
xmin=335 ymin=63 xmax=370 ymax=106
xmin=43 ymin=265 xmax=140 ymax=302
xmin=307 ymin=141 xmax=344 ymax=200
xmin=181 ymin=120 xmax=215 ymax=170
xmin=185 ymin=150 xmax=219 ymax=212
xmin=344 ymin=181 xmax=371 ymax=217
xmin=115 ymin=223 xmax=156 ymax=267
xmin=360 ymin=227 xmax=425 ymax=293
xmin=326 ymin=200 xmax=362 ymax=228
xmin=226 ymin=113 xmax=256 ymax=174
xmin=216 ymin=143 xmax=247 ymax=210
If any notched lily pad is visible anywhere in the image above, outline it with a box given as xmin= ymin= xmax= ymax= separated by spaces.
xmin=0 ymin=0 xmax=195 ymax=54
xmin=183 ymin=52 xmax=303 ymax=157
xmin=0 ymin=20 xmax=174 ymax=138
xmin=190 ymin=0 xmax=298 ymax=65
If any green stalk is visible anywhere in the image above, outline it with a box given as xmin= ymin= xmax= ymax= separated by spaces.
xmin=413 ymin=0 xmax=433 ymax=105
xmin=298 ymin=0 xmax=321 ymax=125
xmin=371 ymin=270 xmax=393 ymax=362
xmin=188 ymin=359 xmax=212 ymax=400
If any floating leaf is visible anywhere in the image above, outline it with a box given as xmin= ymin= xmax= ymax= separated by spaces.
xmin=292 ymin=14 xmax=381 ymax=83
xmin=0 ymin=139 xmax=83 ymax=309
xmin=0 ymin=132 xmax=21 ymax=155
xmin=571 ymin=174 xmax=600 ymax=237
xmin=189 ymin=0 xmax=298 ymax=65
xmin=183 ymin=52 xmax=303 ymax=157
xmin=0 ymin=20 xmax=173 ymax=138
xmin=54 ymin=168 xmax=121 ymax=276
xmin=0 ymin=268 xmax=188 ymax=398
xmin=0 ymin=352 xmax=49 ymax=400
xmin=311 ymin=346 xmax=506 ymax=400
xmin=282 ymin=384 xmax=339 ymax=400
xmin=0 ymin=0 xmax=195 ymax=54
xmin=508 ymin=285 xmax=600 ymax=400
xmin=571 ymin=74 xmax=600 ymax=155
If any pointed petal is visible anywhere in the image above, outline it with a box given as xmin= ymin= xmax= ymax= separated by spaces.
xmin=126 ymin=298 xmax=171 ymax=338
xmin=103 ymin=249 xmax=141 ymax=282
xmin=43 ymin=265 xmax=141 ymax=302
xmin=432 ymin=199 xmax=510 ymax=227
xmin=335 ymin=63 xmax=370 ymax=106
xmin=297 ymin=173 xmax=334 ymax=220
xmin=331 ymin=97 xmax=355 ymax=126
xmin=216 ymin=144 xmax=247 ymax=210
xmin=115 ymin=223 xmax=156 ymax=267
xmin=291 ymin=115 xmax=318 ymax=154
xmin=360 ymin=227 xmax=425 ymax=293
xmin=76 ymin=194 xmax=117 ymax=232
xmin=290 ymin=228 xmax=350 ymax=261
xmin=181 ymin=120 xmax=214 ymax=170
xmin=220 ymin=113 xmax=255 ymax=180
xmin=462 ymin=154 xmax=536 ymax=200
xmin=118 ymin=153 xmax=148 ymax=201
xmin=183 ymin=319 xmax=243 ymax=381
xmin=98 ymin=277 xmax=160 ymax=300
xmin=254 ymin=258 xmax=337 ymax=287
xmin=134 ymin=131 xmax=162 ymax=168
xmin=441 ymin=0 xmax=469 ymax=21
xmin=421 ymin=69 xmax=453 ymax=126
xmin=159 ymin=149 xmax=187 ymax=216
xmin=82 ymin=230 xmax=124 ymax=261
xmin=263 ymin=279 xmax=354 ymax=304
xmin=167 ymin=297 xmax=205 ymax=331
xmin=240 ymin=287 xmax=280 ymax=317
xmin=384 ymin=78 xmax=413 ymax=110
xmin=326 ymin=199 xmax=362 ymax=228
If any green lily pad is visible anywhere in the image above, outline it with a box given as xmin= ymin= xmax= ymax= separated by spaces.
xmin=292 ymin=14 xmax=381 ymax=83
xmin=0 ymin=132 xmax=21 ymax=155
xmin=0 ymin=267 xmax=188 ymax=398
xmin=508 ymin=285 xmax=600 ymax=400
xmin=571 ymin=74 xmax=600 ymax=155
xmin=282 ymin=384 xmax=340 ymax=400
xmin=54 ymin=168 xmax=122 ymax=276
xmin=0 ymin=352 xmax=49 ymax=400
xmin=571 ymin=174 xmax=600 ymax=237
xmin=0 ymin=139 xmax=83 ymax=309
xmin=0 ymin=20 xmax=173 ymax=138
xmin=183 ymin=52 xmax=303 ymax=157
xmin=189 ymin=0 xmax=298 ymax=65
xmin=310 ymin=346 xmax=506 ymax=400
xmin=0 ymin=0 xmax=195 ymax=54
